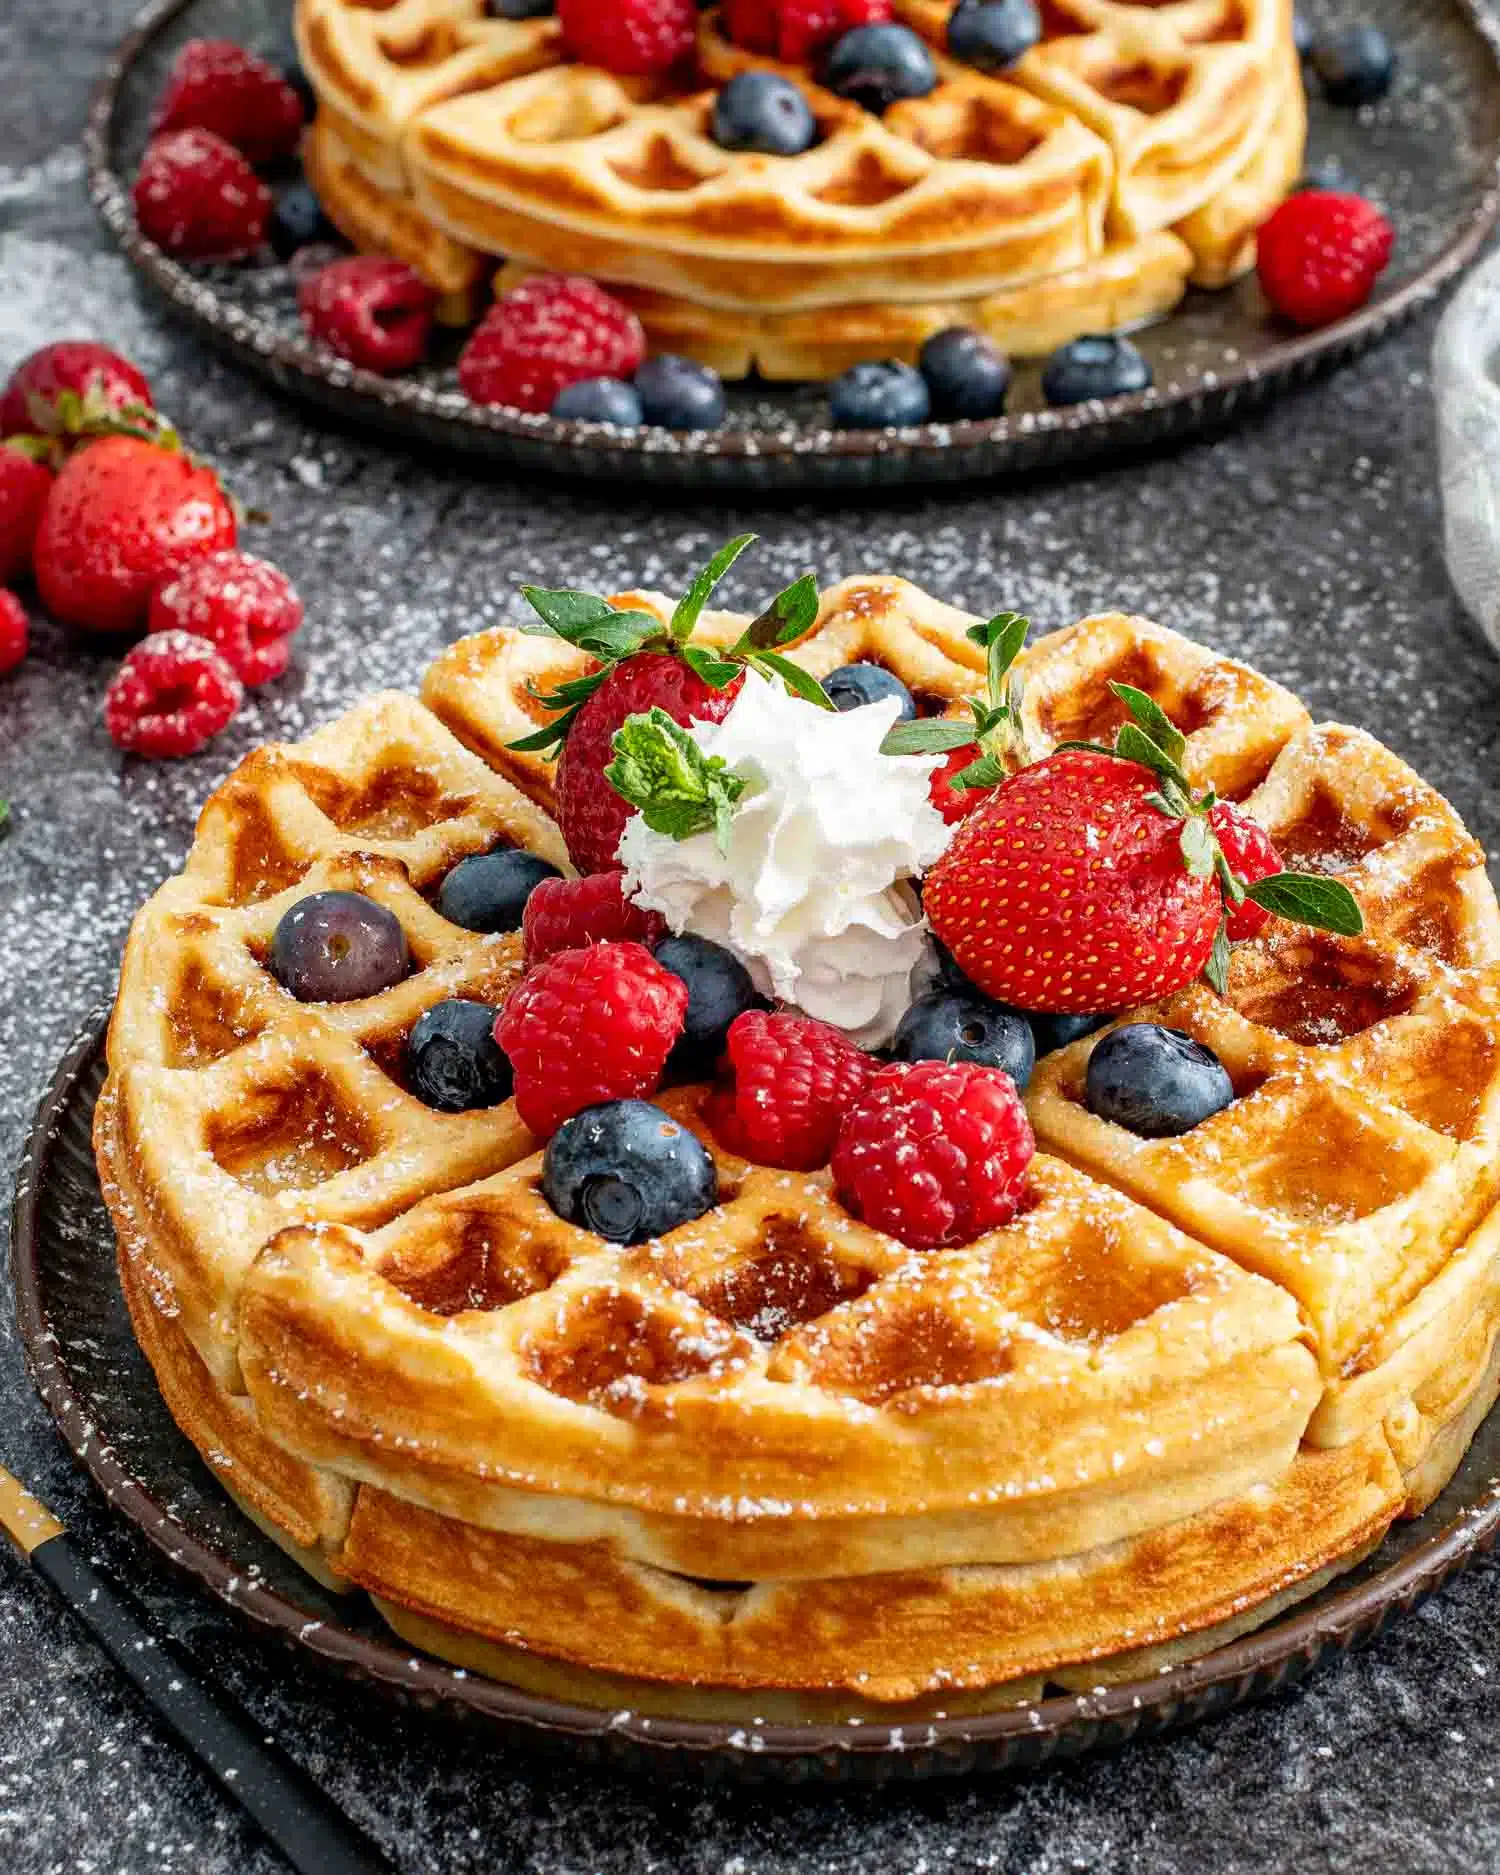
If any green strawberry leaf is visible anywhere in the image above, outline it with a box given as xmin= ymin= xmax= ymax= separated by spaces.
xmin=880 ymin=719 xmax=979 ymax=756
xmin=1205 ymin=919 xmax=1232 ymax=996
xmin=951 ymin=751 xmax=1007 ymax=791
xmin=1179 ymin=815 xmax=1216 ymax=880
xmin=605 ymin=707 xmax=755 ymax=852
xmin=1110 ymin=682 xmax=1186 ymax=768
xmin=522 ymin=585 xmax=657 ymax=646
xmin=681 ymin=644 xmax=745 ymax=690
xmin=1213 ymin=848 xmax=1246 ymax=906
xmin=1245 ymin=871 xmax=1364 ymax=936
xmin=747 ymin=650 xmax=835 ymax=711
xmin=737 ymin=573 xmax=819 ymax=652
xmin=1116 ymin=720 xmax=1187 ymax=786
xmin=979 ymin=612 xmax=1029 ymax=700
xmin=671 ymin=533 xmax=757 ymax=642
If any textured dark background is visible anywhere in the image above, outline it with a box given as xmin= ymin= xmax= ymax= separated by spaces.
xmin=6 ymin=3 xmax=1500 ymax=1870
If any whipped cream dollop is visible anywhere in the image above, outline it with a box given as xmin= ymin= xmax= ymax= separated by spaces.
xmin=617 ymin=671 xmax=953 ymax=1047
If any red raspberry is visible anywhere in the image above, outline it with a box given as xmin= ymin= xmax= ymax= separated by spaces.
xmin=0 ymin=590 xmax=29 ymax=676
xmin=298 ymin=257 xmax=436 ymax=375
xmin=496 ymin=941 xmax=689 ymax=1137
xmin=1256 ymin=190 xmax=1394 ymax=330
xmin=522 ymin=870 xmax=666 ymax=967
xmin=458 ymin=275 xmax=646 ymax=415
xmin=148 ymin=549 xmax=303 ymax=686
xmin=557 ymin=0 xmax=697 ymax=75
xmin=832 ymin=1059 xmax=1034 ymax=1250
xmin=133 ymin=129 xmax=272 ymax=261
xmin=152 ymin=38 xmax=306 ymax=165
xmin=928 ymin=743 xmax=991 ymax=827
xmin=721 ymin=0 xmax=891 ymax=61
xmin=708 ymin=1010 xmax=872 ymax=1170
xmin=557 ymin=654 xmax=742 ymax=873
xmin=1209 ymin=803 xmax=1281 ymax=942
xmin=0 ymin=342 xmax=154 ymax=438
xmin=104 ymin=630 xmax=244 ymax=759
xmin=0 ymin=448 xmax=53 ymax=584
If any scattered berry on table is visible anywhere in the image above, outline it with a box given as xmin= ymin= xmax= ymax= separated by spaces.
xmin=722 ymin=0 xmax=892 ymax=63
xmin=891 ymin=989 xmax=1036 ymax=1090
xmin=654 ymin=933 xmax=765 ymax=1065
xmin=103 ymin=630 xmax=243 ymax=760
xmin=634 ymin=354 xmax=727 ymax=430
xmin=458 ymin=274 xmax=646 ymax=414
xmin=522 ymin=868 xmax=665 ymax=966
xmin=712 ymin=72 xmax=820 ymax=155
xmin=0 ymin=448 xmax=53 ymax=585
xmin=829 ymin=359 xmax=931 ymax=428
xmin=919 ymin=326 xmax=1011 ymax=420
xmin=496 ymin=940 xmax=689 ymax=1136
xmin=824 ymin=24 xmax=939 ymax=111
xmin=823 ymin=662 xmax=916 ymax=718
xmin=542 ymin=1098 xmax=718 ymax=1243
xmin=550 ymin=376 xmax=644 ymax=425
xmin=832 ymin=1057 xmax=1035 ymax=1250
xmin=707 ymin=1009 xmax=872 ymax=1170
xmin=406 ymin=999 xmax=514 ymax=1111
xmin=132 ymin=129 xmax=272 ymax=261
xmin=1310 ymin=24 xmax=1395 ymax=106
xmin=0 ymin=591 xmax=29 ymax=677
xmin=928 ymin=742 xmax=992 ymax=824
xmin=148 ymin=549 xmax=303 ymax=685
xmin=1040 ymin=333 xmax=1152 ymax=406
xmin=947 ymin=0 xmax=1042 ymax=72
xmin=298 ymin=256 xmax=436 ymax=374
xmin=270 ymin=890 xmax=410 ymax=1002
xmin=1256 ymin=189 xmax=1394 ymax=329
xmin=439 ymin=848 xmax=563 ymax=934
xmin=152 ymin=38 xmax=306 ymax=165
xmin=555 ymin=0 xmax=697 ymax=76
xmin=269 ymin=180 xmax=337 ymax=260
xmin=35 ymin=435 xmax=237 ymax=634
xmin=1209 ymin=802 xmax=1280 ymax=940
xmin=1029 ymin=1009 xmax=1111 ymax=1057
xmin=0 ymin=341 xmax=154 ymax=438
xmin=1084 ymin=1022 xmax=1234 ymax=1137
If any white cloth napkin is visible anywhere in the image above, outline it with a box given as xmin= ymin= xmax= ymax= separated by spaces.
xmin=1435 ymin=247 xmax=1500 ymax=652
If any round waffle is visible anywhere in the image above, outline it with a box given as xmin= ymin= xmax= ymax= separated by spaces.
xmin=97 ymin=578 xmax=1500 ymax=1713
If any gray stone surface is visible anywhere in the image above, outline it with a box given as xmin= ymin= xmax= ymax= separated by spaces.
xmin=5 ymin=4 xmax=1500 ymax=1870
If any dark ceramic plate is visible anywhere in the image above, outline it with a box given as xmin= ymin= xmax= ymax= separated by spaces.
xmin=87 ymin=0 xmax=1500 ymax=491
xmin=14 ymin=1007 xmax=1500 ymax=1784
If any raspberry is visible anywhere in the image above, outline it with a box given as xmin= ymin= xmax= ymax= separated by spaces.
xmin=104 ymin=630 xmax=244 ymax=759
xmin=928 ymin=743 xmax=990 ymax=827
xmin=0 ymin=590 xmax=29 ymax=676
xmin=148 ymin=549 xmax=304 ymax=686
xmin=152 ymin=38 xmax=306 ymax=164
xmin=709 ymin=1010 xmax=872 ymax=1170
xmin=0 ymin=448 xmax=52 ymax=585
xmin=132 ymin=129 xmax=272 ymax=261
xmin=522 ymin=870 xmax=666 ymax=967
xmin=721 ymin=0 xmax=891 ymax=61
xmin=458 ymin=275 xmax=646 ymax=415
xmin=298 ymin=257 xmax=436 ymax=375
xmin=1256 ymin=190 xmax=1394 ymax=330
xmin=1209 ymin=803 xmax=1281 ymax=942
xmin=495 ymin=941 xmax=688 ymax=1137
xmin=557 ymin=654 xmax=742 ymax=872
xmin=557 ymin=0 xmax=697 ymax=75
xmin=832 ymin=1059 xmax=1034 ymax=1250
xmin=0 ymin=342 xmax=153 ymax=439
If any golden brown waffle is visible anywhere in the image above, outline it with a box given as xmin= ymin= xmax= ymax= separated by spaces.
xmin=99 ymin=578 xmax=1500 ymax=1711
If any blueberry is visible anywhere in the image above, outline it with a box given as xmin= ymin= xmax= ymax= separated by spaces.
xmin=1040 ymin=333 xmax=1152 ymax=407
xmin=269 ymin=181 xmax=337 ymax=261
xmin=1084 ymin=1023 xmax=1234 ymax=1137
xmin=551 ymin=376 xmax=644 ymax=425
xmin=634 ymin=354 xmax=727 ymax=430
xmin=919 ymin=326 xmax=1012 ymax=420
xmin=486 ymin=0 xmax=554 ymax=14
xmin=824 ymin=24 xmax=938 ymax=112
xmin=1029 ymin=1009 xmax=1111 ymax=1057
xmin=1310 ymin=25 xmax=1395 ymax=106
xmin=829 ymin=359 xmax=931 ymax=428
xmin=892 ymin=990 xmax=1036 ymax=1089
xmin=270 ymin=891 xmax=409 ymax=1002
xmin=1292 ymin=9 xmax=1313 ymax=56
xmin=438 ymin=849 xmax=561 ymax=933
xmin=543 ymin=1099 xmax=718 ymax=1243
xmin=406 ymin=1000 xmax=513 ymax=1112
xmin=947 ymin=0 xmax=1042 ymax=72
xmin=712 ymin=71 xmax=819 ymax=154
xmin=654 ymin=935 xmax=764 ymax=1063
xmin=823 ymin=663 xmax=917 ymax=719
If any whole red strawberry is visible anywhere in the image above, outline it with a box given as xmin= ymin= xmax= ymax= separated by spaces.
xmin=832 ymin=1058 xmax=1034 ymax=1250
xmin=133 ymin=129 xmax=272 ymax=260
xmin=1209 ymin=803 xmax=1280 ymax=942
xmin=34 ymin=435 xmax=237 ymax=634
xmin=298 ymin=258 xmax=435 ymax=375
xmin=722 ymin=0 xmax=892 ymax=60
xmin=0 ymin=447 xmax=53 ymax=584
xmin=708 ymin=1009 xmax=872 ymax=1170
xmin=1256 ymin=190 xmax=1394 ymax=329
xmin=458 ymin=275 xmax=645 ymax=414
xmin=496 ymin=940 xmax=688 ymax=1136
xmin=522 ymin=869 xmax=666 ymax=967
xmin=0 ymin=342 xmax=154 ymax=439
xmin=152 ymin=38 xmax=306 ymax=164
xmin=0 ymin=590 xmax=29 ymax=676
xmin=104 ymin=629 xmax=244 ymax=758
xmin=557 ymin=0 xmax=697 ymax=75
xmin=148 ymin=549 xmax=303 ymax=684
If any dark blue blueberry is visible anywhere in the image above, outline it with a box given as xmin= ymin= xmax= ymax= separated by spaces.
xmin=947 ymin=0 xmax=1042 ymax=72
xmin=1029 ymin=1009 xmax=1112 ymax=1057
xmin=437 ymin=849 xmax=561 ymax=934
xmin=634 ymin=354 xmax=727 ymax=430
xmin=711 ymin=71 xmax=819 ymax=154
xmin=551 ymin=376 xmax=644 ymax=425
xmin=1084 ymin=1023 xmax=1234 ymax=1137
xmin=270 ymin=891 xmax=408 ymax=1002
xmin=486 ymin=0 xmax=555 ymax=15
xmin=1292 ymin=10 xmax=1314 ymax=56
xmin=406 ymin=1000 xmax=513 ymax=1112
xmin=829 ymin=359 xmax=931 ymax=428
xmin=919 ymin=325 xmax=1012 ymax=420
xmin=1310 ymin=25 xmax=1394 ymax=106
xmin=891 ymin=989 xmax=1036 ymax=1089
xmin=654 ymin=935 xmax=765 ymax=1063
xmin=1040 ymin=333 xmax=1152 ymax=407
xmin=268 ymin=181 xmax=337 ymax=261
xmin=543 ymin=1099 xmax=718 ymax=1243
xmin=823 ymin=24 xmax=938 ymax=112
xmin=823 ymin=663 xmax=917 ymax=719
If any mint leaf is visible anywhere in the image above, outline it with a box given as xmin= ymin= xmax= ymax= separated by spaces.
xmin=1110 ymin=682 xmax=1186 ymax=767
xmin=671 ymin=533 xmax=756 ymax=643
xmin=748 ymin=650 xmax=834 ymax=711
xmin=1205 ymin=919 xmax=1232 ymax=995
xmin=881 ymin=719 xmax=977 ymax=755
xmin=605 ymin=707 xmax=755 ymax=849
xmin=1245 ymin=872 xmax=1364 ymax=936
xmin=1179 ymin=815 xmax=1216 ymax=879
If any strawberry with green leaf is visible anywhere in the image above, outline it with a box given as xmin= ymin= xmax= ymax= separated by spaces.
xmin=879 ymin=611 xmax=1030 ymax=825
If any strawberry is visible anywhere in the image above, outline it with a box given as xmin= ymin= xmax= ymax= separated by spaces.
xmin=0 ymin=342 xmax=154 ymax=440
xmin=880 ymin=609 xmax=1029 ymax=825
xmin=33 ymin=435 xmax=237 ymax=634
xmin=0 ymin=445 xmax=53 ymax=583
xmin=924 ymin=682 xmax=1364 ymax=1012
